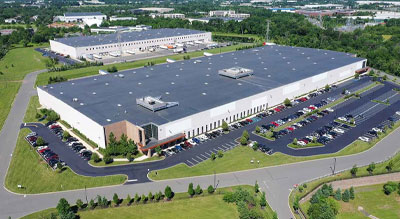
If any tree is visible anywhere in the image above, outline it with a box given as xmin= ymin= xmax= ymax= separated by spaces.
xmin=217 ymin=150 xmax=223 ymax=158
xmin=284 ymin=98 xmax=291 ymax=106
xmin=141 ymin=194 xmax=148 ymax=203
xmin=240 ymin=136 xmax=248 ymax=145
xmin=211 ymin=152 xmax=216 ymax=160
xmin=325 ymin=84 xmax=330 ymax=90
xmin=367 ymin=162 xmax=375 ymax=174
xmin=165 ymin=186 xmax=174 ymax=200
xmin=272 ymin=212 xmax=278 ymax=219
xmin=113 ymin=193 xmax=119 ymax=206
xmin=56 ymin=198 xmax=73 ymax=218
xmin=255 ymin=126 xmax=261 ymax=133
xmin=354 ymin=73 xmax=360 ymax=79
xmin=195 ymin=184 xmax=203 ymax=195
xmin=36 ymin=136 xmax=46 ymax=146
xmin=342 ymin=189 xmax=350 ymax=202
xmin=260 ymin=192 xmax=267 ymax=209
xmin=62 ymin=131 xmax=70 ymax=140
xmin=349 ymin=187 xmax=355 ymax=200
xmin=103 ymin=154 xmax=113 ymax=164
xmin=254 ymin=181 xmax=259 ymax=193
xmin=222 ymin=121 xmax=229 ymax=132
xmin=350 ymin=165 xmax=358 ymax=176
xmin=334 ymin=188 xmax=342 ymax=201
xmin=126 ymin=152 xmax=132 ymax=162
xmin=308 ymin=198 xmax=338 ymax=219
xmin=208 ymin=185 xmax=215 ymax=194
xmin=76 ymin=199 xmax=84 ymax=210
xmin=155 ymin=146 xmax=162 ymax=156
xmin=89 ymin=199 xmax=96 ymax=209
xmin=155 ymin=191 xmax=163 ymax=201
xmin=293 ymin=138 xmax=298 ymax=145
xmin=92 ymin=153 xmax=101 ymax=163
xmin=188 ymin=183 xmax=195 ymax=197
xmin=134 ymin=193 xmax=140 ymax=203
xmin=386 ymin=160 xmax=394 ymax=172
xmin=126 ymin=194 xmax=132 ymax=205
xmin=383 ymin=181 xmax=397 ymax=195
xmin=242 ymin=130 xmax=249 ymax=141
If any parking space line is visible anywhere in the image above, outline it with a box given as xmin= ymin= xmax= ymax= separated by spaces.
xmin=186 ymin=160 xmax=194 ymax=166
xmin=200 ymin=154 xmax=208 ymax=159
xmin=205 ymin=152 xmax=211 ymax=156
xmin=196 ymin=155 xmax=204 ymax=161
xmin=221 ymin=145 xmax=228 ymax=150
xmin=192 ymin=158 xmax=199 ymax=163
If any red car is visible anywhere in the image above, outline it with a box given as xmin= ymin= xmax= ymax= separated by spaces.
xmin=50 ymin=125 xmax=61 ymax=129
xmin=308 ymin=106 xmax=316 ymax=110
xmin=286 ymin=127 xmax=294 ymax=131
xmin=300 ymin=97 xmax=308 ymax=102
xmin=300 ymin=139 xmax=309 ymax=144
xmin=184 ymin=141 xmax=193 ymax=147
xmin=277 ymin=105 xmax=285 ymax=110
xmin=39 ymin=148 xmax=50 ymax=154
xmin=246 ymin=119 xmax=253 ymax=123
xmin=27 ymin=136 xmax=37 ymax=142
xmin=274 ymin=108 xmax=281 ymax=112
xmin=270 ymin=121 xmax=279 ymax=127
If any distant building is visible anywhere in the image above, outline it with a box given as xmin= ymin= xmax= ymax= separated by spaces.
xmin=230 ymin=13 xmax=251 ymax=19
xmin=300 ymin=4 xmax=344 ymax=9
xmin=151 ymin=13 xmax=185 ymax=19
xmin=268 ymin=8 xmax=296 ymax=13
xmin=48 ymin=22 xmax=78 ymax=28
xmin=209 ymin=10 xmax=235 ymax=17
xmin=58 ymin=12 xmax=107 ymax=23
xmin=139 ymin=7 xmax=174 ymax=13
xmin=188 ymin=17 xmax=245 ymax=23
xmin=4 ymin=18 xmax=18 ymax=23
xmin=110 ymin=16 xmax=137 ymax=21
xmin=90 ymin=25 xmax=152 ymax=33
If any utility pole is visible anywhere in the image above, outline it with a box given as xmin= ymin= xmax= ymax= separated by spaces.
xmin=265 ymin=20 xmax=270 ymax=43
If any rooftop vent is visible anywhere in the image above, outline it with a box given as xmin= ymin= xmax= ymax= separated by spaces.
xmin=136 ymin=96 xmax=179 ymax=112
xmin=219 ymin=67 xmax=254 ymax=79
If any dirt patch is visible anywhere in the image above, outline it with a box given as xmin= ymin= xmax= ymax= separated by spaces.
xmin=340 ymin=202 xmax=357 ymax=213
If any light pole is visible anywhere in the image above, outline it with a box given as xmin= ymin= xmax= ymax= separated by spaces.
xmin=330 ymin=158 xmax=337 ymax=175
xmin=85 ymin=185 xmax=88 ymax=205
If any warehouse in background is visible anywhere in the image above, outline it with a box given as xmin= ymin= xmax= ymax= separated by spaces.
xmin=37 ymin=45 xmax=366 ymax=155
xmin=49 ymin=28 xmax=212 ymax=59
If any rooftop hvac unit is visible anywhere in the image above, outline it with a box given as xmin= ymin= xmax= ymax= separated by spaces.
xmin=218 ymin=66 xmax=254 ymax=79
xmin=72 ymin=98 xmax=79 ymax=102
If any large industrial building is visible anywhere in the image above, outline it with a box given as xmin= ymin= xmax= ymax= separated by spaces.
xmin=50 ymin=28 xmax=212 ymax=59
xmin=37 ymin=45 xmax=366 ymax=154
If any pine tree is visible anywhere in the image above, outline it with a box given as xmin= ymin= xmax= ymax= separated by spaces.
xmin=188 ymin=183 xmax=195 ymax=197
xmin=334 ymin=188 xmax=342 ymax=201
xmin=349 ymin=187 xmax=355 ymax=200
xmin=260 ymin=192 xmax=267 ymax=209
xmin=255 ymin=181 xmax=259 ymax=193
xmin=195 ymin=184 xmax=203 ymax=195
xmin=342 ymin=189 xmax=350 ymax=202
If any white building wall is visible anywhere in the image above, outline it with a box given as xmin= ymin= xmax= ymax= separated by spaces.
xmin=50 ymin=40 xmax=77 ymax=58
xmin=158 ymin=60 xmax=365 ymax=140
xmin=37 ymin=87 xmax=107 ymax=148
xmin=71 ymin=32 xmax=212 ymax=58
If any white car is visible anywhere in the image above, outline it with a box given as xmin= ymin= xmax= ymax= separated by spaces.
xmin=37 ymin=146 xmax=48 ymax=151
xmin=68 ymin=141 xmax=80 ymax=146
xmin=358 ymin=136 xmax=370 ymax=142
xmin=303 ymin=108 xmax=312 ymax=112
xmin=396 ymin=111 xmax=400 ymax=116
xmin=323 ymin=134 xmax=333 ymax=139
xmin=338 ymin=117 xmax=347 ymax=122
xmin=27 ymin=132 xmax=37 ymax=137
xmin=297 ymin=141 xmax=306 ymax=146
xmin=188 ymin=139 xmax=197 ymax=146
xmin=326 ymin=108 xmax=334 ymax=112
xmin=372 ymin=127 xmax=382 ymax=133
xmin=333 ymin=128 xmax=344 ymax=134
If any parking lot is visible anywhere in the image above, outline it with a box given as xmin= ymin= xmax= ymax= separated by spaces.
xmin=35 ymin=48 xmax=79 ymax=65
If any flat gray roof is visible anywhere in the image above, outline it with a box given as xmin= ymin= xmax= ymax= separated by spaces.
xmin=52 ymin=28 xmax=208 ymax=48
xmin=64 ymin=12 xmax=105 ymax=17
xmin=41 ymin=45 xmax=364 ymax=127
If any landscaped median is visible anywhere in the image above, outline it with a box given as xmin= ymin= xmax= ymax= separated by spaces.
xmin=22 ymin=185 xmax=276 ymax=219
xmin=149 ymin=120 xmax=400 ymax=181
xmin=35 ymin=43 xmax=250 ymax=87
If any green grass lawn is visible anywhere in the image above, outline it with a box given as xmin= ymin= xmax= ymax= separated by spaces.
xmin=23 ymin=96 xmax=41 ymax=123
xmin=88 ymin=155 xmax=164 ymax=167
xmin=288 ymin=142 xmax=324 ymax=149
xmin=0 ymin=81 xmax=21 ymax=131
xmin=212 ymin=32 xmax=264 ymax=41
xmin=35 ymin=43 xmax=247 ymax=86
xmin=5 ymin=128 xmax=127 ymax=194
xmin=337 ymin=184 xmax=400 ymax=219
xmin=0 ymin=47 xmax=47 ymax=81
xmin=22 ymin=185 xmax=276 ymax=219
xmin=149 ymin=121 xmax=400 ymax=181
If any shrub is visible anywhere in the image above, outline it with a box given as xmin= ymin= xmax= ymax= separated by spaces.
xmin=195 ymin=185 xmax=203 ymax=195
xmin=211 ymin=152 xmax=216 ymax=160
xmin=76 ymin=199 xmax=84 ymax=209
xmin=255 ymin=126 xmax=261 ymax=133
xmin=260 ymin=192 xmax=267 ymax=208
xmin=293 ymin=138 xmax=297 ymax=145
xmin=36 ymin=136 xmax=46 ymax=146
xmin=367 ymin=162 xmax=376 ymax=174
xmin=298 ymin=186 xmax=304 ymax=193
xmin=342 ymin=189 xmax=350 ymax=202
xmin=207 ymin=185 xmax=215 ymax=194
xmin=223 ymin=192 xmax=235 ymax=203
xmin=89 ymin=199 xmax=96 ymax=209
xmin=134 ymin=193 xmax=140 ymax=203
xmin=254 ymin=181 xmax=259 ymax=193
xmin=103 ymin=154 xmax=113 ymax=164
xmin=284 ymin=98 xmax=291 ymax=106
xmin=126 ymin=152 xmax=132 ymax=162
xmin=386 ymin=160 xmax=394 ymax=172
xmin=383 ymin=181 xmax=398 ymax=195
xmin=126 ymin=194 xmax=132 ymax=205
xmin=350 ymin=165 xmax=358 ymax=176
xmin=349 ymin=187 xmax=355 ymax=200
xmin=141 ymin=194 xmax=148 ymax=203
xmin=217 ymin=150 xmax=223 ymax=158
xmin=62 ymin=131 xmax=70 ymax=140
xmin=148 ymin=192 xmax=154 ymax=201
xmin=155 ymin=146 xmax=162 ymax=156
xmin=303 ymin=183 xmax=307 ymax=188
xmin=154 ymin=192 xmax=161 ymax=201
xmin=222 ymin=121 xmax=229 ymax=132
xmin=92 ymin=153 xmax=101 ymax=163
xmin=107 ymin=65 xmax=118 ymax=73
xmin=242 ymin=130 xmax=249 ymax=140
xmin=334 ymin=188 xmax=342 ymax=201
xmin=188 ymin=183 xmax=195 ymax=197
xmin=240 ymin=136 xmax=247 ymax=145
xmin=165 ymin=186 xmax=174 ymax=200
xmin=252 ymin=142 xmax=258 ymax=151
xmin=56 ymin=198 xmax=71 ymax=216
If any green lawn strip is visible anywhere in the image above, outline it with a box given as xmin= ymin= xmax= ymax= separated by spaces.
xmin=212 ymin=32 xmax=264 ymax=41
xmin=290 ymin=122 xmax=400 ymax=218
xmin=0 ymin=81 xmax=21 ymax=131
xmin=71 ymin=128 xmax=99 ymax=148
xmin=88 ymin=155 xmax=164 ymax=167
xmin=334 ymin=119 xmax=356 ymax=127
xmin=372 ymin=99 xmax=390 ymax=105
xmin=59 ymin=120 xmax=72 ymax=129
xmin=23 ymin=96 xmax=41 ymax=123
xmin=288 ymin=142 xmax=324 ymax=149
xmin=0 ymin=47 xmax=47 ymax=81
xmin=22 ymin=185 xmax=275 ymax=219
xmin=5 ymin=128 xmax=127 ymax=194
xmin=354 ymin=81 xmax=382 ymax=95
xmin=35 ymin=44 xmax=247 ymax=86
xmin=149 ymin=120 xmax=400 ymax=181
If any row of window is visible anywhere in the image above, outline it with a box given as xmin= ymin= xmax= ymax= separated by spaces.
xmin=185 ymin=104 xmax=267 ymax=139
xmin=84 ymin=34 xmax=207 ymax=51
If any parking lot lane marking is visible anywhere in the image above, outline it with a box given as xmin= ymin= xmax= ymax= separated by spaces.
xmin=126 ymin=179 xmax=138 ymax=182
xmin=200 ymin=154 xmax=208 ymax=159
xmin=192 ymin=158 xmax=199 ymax=163
xmin=205 ymin=152 xmax=211 ymax=156
xmin=196 ymin=155 xmax=204 ymax=161
xmin=221 ymin=145 xmax=228 ymax=149
xmin=186 ymin=160 xmax=194 ymax=166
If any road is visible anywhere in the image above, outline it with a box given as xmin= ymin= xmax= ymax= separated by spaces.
xmin=1 ymin=70 xmax=400 ymax=219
